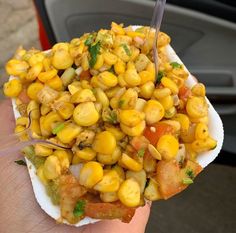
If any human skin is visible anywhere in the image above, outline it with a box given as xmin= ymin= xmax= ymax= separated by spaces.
xmin=0 ymin=100 xmax=150 ymax=233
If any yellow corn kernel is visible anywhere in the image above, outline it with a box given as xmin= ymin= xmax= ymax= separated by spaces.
xmin=190 ymin=116 xmax=209 ymax=125
xmin=192 ymin=83 xmax=206 ymax=97
xmin=191 ymin=137 xmax=217 ymax=153
xmin=114 ymin=59 xmax=126 ymax=75
xmin=71 ymin=89 xmax=96 ymax=104
xmin=43 ymin=111 xmax=63 ymax=133
xmin=104 ymin=87 xmax=120 ymax=99
xmin=139 ymin=71 xmax=154 ymax=85
xmin=46 ymin=75 xmax=63 ymax=91
xmin=3 ymin=79 xmax=22 ymax=97
xmin=52 ymin=49 xmax=73 ymax=69
xmin=79 ymin=161 xmax=103 ymax=188
xmin=14 ymin=46 xmax=26 ymax=59
xmin=103 ymin=52 xmax=118 ymax=66
xmin=53 ymin=150 xmax=70 ymax=169
xmin=114 ymin=46 xmax=131 ymax=62
xmin=95 ymin=88 xmax=109 ymax=108
xmin=41 ymin=104 xmax=51 ymax=116
xmin=144 ymin=178 xmax=162 ymax=201
xmin=52 ymin=42 xmax=69 ymax=52
xmin=117 ymin=74 xmax=128 ymax=87
xmin=140 ymin=81 xmax=155 ymax=99
xmin=39 ymin=116 xmax=49 ymax=137
xmin=165 ymin=106 xmax=177 ymax=119
xmin=120 ymin=120 xmax=146 ymax=137
xmin=119 ymin=109 xmax=145 ymax=127
xmin=81 ymin=80 xmax=92 ymax=89
xmin=94 ymin=170 xmax=120 ymax=193
xmin=97 ymin=147 xmax=122 ymax=165
xmin=72 ymin=153 xmax=84 ymax=165
xmin=35 ymin=144 xmax=53 ymax=157
xmin=16 ymin=117 xmax=29 ymax=126
xmin=30 ymin=119 xmax=41 ymax=136
xmin=75 ymin=148 xmax=96 ymax=161
xmin=112 ymin=165 xmax=125 ymax=183
xmin=43 ymin=57 xmax=52 ymax=71
xmin=172 ymin=113 xmax=190 ymax=134
xmin=98 ymin=71 xmax=118 ymax=87
xmin=38 ymin=69 xmax=57 ymax=83
xmin=186 ymin=97 xmax=208 ymax=118
xmin=80 ymin=53 xmax=89 ymax=71
xmin=28 ymin=53 xmax=45 ymax=67
xmin=57 ymin=102 xmax=74 ymax=120
xmin=27 ymin=100 xmax=40 ymax=119
xmin=111 ymin=22 xmax=125 ymax=35
xmin=114 ymin=35 xmax=132 ymax=47
xmin=195 ymin=122 xmax=209 ymax=140
xmin=119 ymin=88 xmax=138 ymax=110
xmin=135 ymin=98 xmax=147 ymax=112
xmin=158 ymin=32 xmax=171 ymax=47
xmin=68 ymin=81 xmax=82 ymax=95
xmin=144 ymin=100 xmax=165 ymax=125
xmin=126 ymin=31 xmax=145 ymax=39
xmin=135 ymin=54 xmax=150 ymax=72
xmin=37 ymin=165 xmax=48 ymax=185
xmin=148 ymin=144 xmax=162 ymax=160
xmin=73 ymin=102 xmax=99 ymax=126
xmin=14 ymin=125 xmax=25 ymax=134
xmin=124 ymin=68 xmax=141 ymax=87
xmin=156 ymin=135 xmax=179 ymax=160
xmin=158 ymin=95 xmax=174 ymax=110
xmin=161 ymin=77 xmax=179 ymax=94
xmin=185 ymin=143 xmax=197 ymax=161
xmin=100 ymin=192 xmax=119 ymax=203
xmin=126 ymin=170 xmax=146 ymax=193
xmin=153 ymin=88 xmax=171 ymax=99
xmin=130 ymin=46 xmax=140 ymax=61
xmin=120 ymin=153 xmax=143 ymax=172
xmin=26 ymin=63 xmax=43 ymax=81
xmin=105 ymin=125 xmax=125 ymax=141
xmin=93 ymin=54 xmax=104 ymax=70
xmin=43 ymin=155 xmax=61 ymax=180
xmin=92 ymin=131 xmax=117 ymax=155
xmin=161 ymin=120 xmax=181 ymax=132
xmin=118 ymin=178 xmax=141 ymax=207
xmin=57 ymin=123 xmax=82 ymax=144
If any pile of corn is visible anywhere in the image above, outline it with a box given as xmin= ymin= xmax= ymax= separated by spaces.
xmin=3 ymin=22 xmax=217 ymax=208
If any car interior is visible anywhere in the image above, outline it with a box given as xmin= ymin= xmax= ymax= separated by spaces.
xmin=22 ymin=0 xmax=236 ymax=232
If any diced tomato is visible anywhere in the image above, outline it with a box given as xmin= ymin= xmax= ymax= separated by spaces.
xmin=143 ymin=123 xmax=174 ymax=146
xmin=85 ymin=201 xmax=136 ymax=223
xmin=18 ymin=89 xmax=30 ymax=104
xmin=178 ymin=85 xmax=191 ymax=102
xmin=79 ymin=70 xmax=91 ymax=80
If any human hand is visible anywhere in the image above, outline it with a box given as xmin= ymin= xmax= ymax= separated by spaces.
xmin=0 ymin=100 xmax=150 ymax=233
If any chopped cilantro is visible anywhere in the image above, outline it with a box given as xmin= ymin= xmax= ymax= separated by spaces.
xmin=121 ymin=44 xmax=131 ymax=56
xmin=14 ymin=160 xmax=27 ymax=166
xmin=182 ymin=178 xmax=194 ymax=185
xmin=73 ymin=200 xmax=86 ymax=217
xmin=137 ymin=148 xmax=145 ymax=157
xmin=106 ymin=111 xmax=118 ymax=124
xmin=118 ymin=99 xmax=125 ymax=108
xmin=156 ymin=71 xmax=164 ymax=84
xmin=186 ymin=169 xmax=195 ymax=180
xmin=85 ymin=34 xmax=95 ymax=46
xmin=89 ymin=41 xmax=101 ymax=68
xmin=52 ymin=123 xmax=65 ymax=135
xmin=170 ymin=62 xmax=182 ymax=69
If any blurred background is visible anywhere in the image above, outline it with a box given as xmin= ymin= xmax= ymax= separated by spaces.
xmin=0 ymin=0 xmax=235 ymax=232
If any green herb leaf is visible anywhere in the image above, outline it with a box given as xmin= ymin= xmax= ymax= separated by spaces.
xmin=182 ymin=178 xmax=194 ymax=185
xmin=137 ymin=148 xmax=145 ymax=157
xmin=14 ymin=159 xmax=27 ymax=166
xmin=73 ymin=200 xmax=86 ymax=217
xmin=118 ymin=99 xmax=125 ymax=108
xmin=121 ymin=44 xmax=131 ymax=56
xmin=186 ymin=169 xmax=195 ymax=180
xmin=156 ymin=71 xmax=164 ymax=84
xmin=89 ymin=41 xmax=101 ymax=68
xmin=85 ymin=34 xmax=95 ymax=46
xmin=52 ymin=123 xmax=65 ymax=135
xmin=106 ymin=111 xmax=118 ymax=124
xmin=170 ymin=62 xmax=182 ymax=69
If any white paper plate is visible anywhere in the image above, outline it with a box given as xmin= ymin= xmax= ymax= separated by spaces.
xmin=10 ymin=26 xmax=224 ymax=227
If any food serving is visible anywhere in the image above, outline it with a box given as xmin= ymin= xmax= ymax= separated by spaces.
xmin=3 ymin=22 xmax=221 ymax=225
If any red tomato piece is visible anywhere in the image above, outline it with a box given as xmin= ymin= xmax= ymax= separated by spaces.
xmin=179 ymin=85 xmax=191 ymax=102
xmin=79 ymin=70 xmax=91 ymax=80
